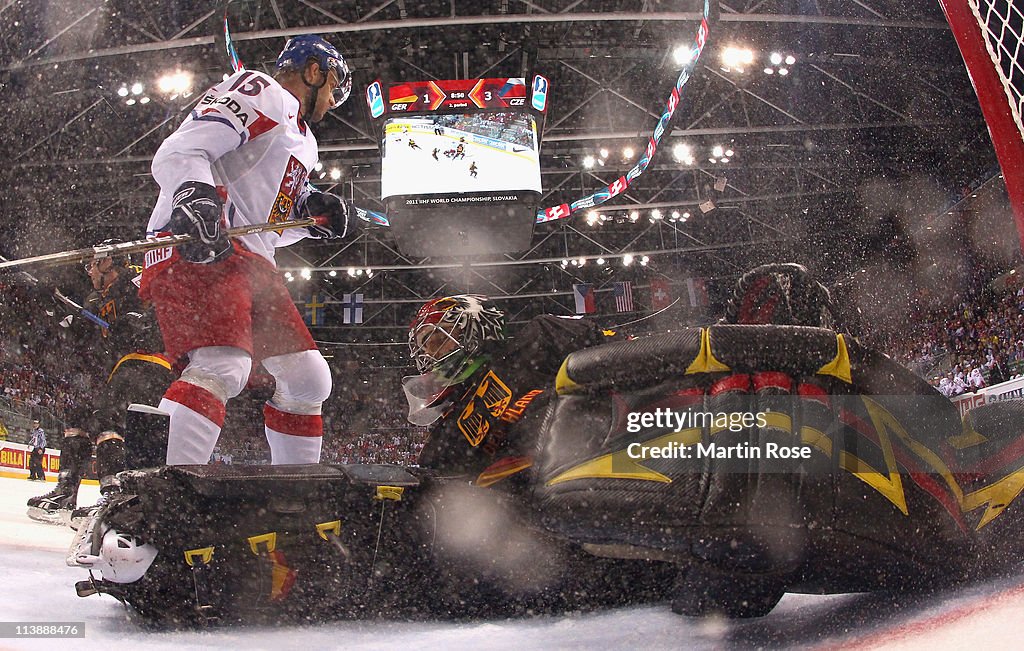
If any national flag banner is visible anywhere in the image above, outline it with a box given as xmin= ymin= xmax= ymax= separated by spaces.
xmin=304 ymin=293 xmax=325 ymax=326
xmin=342 ymin=293 xmax=364 ymax=324
xmin=650 ymin=278 xmax=672 ymax=310
xmin=572 ymin=283 xmax=596 ymax=314
xmin=613 ymin=281 xmax=634 ymax=313
xmin=686 ymin=278 xmax=709 ymax=307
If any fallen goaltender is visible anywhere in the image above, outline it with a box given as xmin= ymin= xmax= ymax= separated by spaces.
xmin=66 ymin=264 xmax=1024 ymax=625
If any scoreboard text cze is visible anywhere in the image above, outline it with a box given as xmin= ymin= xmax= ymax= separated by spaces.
xmin=387 ymin=78 xmax=529 ymax=112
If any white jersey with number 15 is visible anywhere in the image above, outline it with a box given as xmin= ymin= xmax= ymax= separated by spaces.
xmin=147 ymin=69 xmax=319 ymax=265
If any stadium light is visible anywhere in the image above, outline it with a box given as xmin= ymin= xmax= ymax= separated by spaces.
xmin=623 ymin=146 xmax=635 ymax=159
xmin=577 ymin=257 xmax=587 ymax=267
xmin=300 ymin=268 xmax=311 ymax=280
xmin=117 ymin=86 xmax=128 ymax=97
xmin=672 ymin=143 xmax=694 ymax=165
xmin=125 ymin=98 xmax=136 ymax=106
xmin=315 ymin=162 xmax=324 ymax=172
xmin=778 ymin=68 xmax=788 ymax=76
xmin=651 ymin=209 xmax=662 ymax=220
xmin=712 ymin=145 xmax=724 ymax=158
xmin=586 ymin=212 xmax=599 ymax=226
xmin=582 ymin=155 xmax=596 ymax=169
xmin=764 ymin=68 xmax=774 ymax=75
xmin=721 ymin=46 xmax=754 ymax=72
xmin=596 ymin=258 xmax=606 ymax=266
xmin=770 ymin=52 xmax=783 ymax=65
xmin=157 ymin=71 xmax=192 ymax=95
xmin=130 ymin=82 xmax=143 ymax=95
xmin=785 ymin=55 xmax=796 ymax=65
xmin=329 ymin=167 xmax=342 ymax=180
xmin=139 ymin=97 xmax=150 ymax=104
xmin=623 ymin=254 xmax=634 ymax=266
xmin=328 ymin=270 xmax=337 ymax=277
xmin=673 ymin=45 xmax=696 ymax=66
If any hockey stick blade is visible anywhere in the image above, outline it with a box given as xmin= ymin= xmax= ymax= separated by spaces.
xmin=0 ymin=218 xmax=317 ymax=272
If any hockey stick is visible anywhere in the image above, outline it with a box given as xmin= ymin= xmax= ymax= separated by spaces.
xmin=53 ymin=288 xmax=111 ymax=329
xmin=0 ymin=253 xmax=41 ymax=285
xmin=0 ymin=253 xmax=111 ymax=327
xmin=0 ymin=218 xmax=317 ymax=272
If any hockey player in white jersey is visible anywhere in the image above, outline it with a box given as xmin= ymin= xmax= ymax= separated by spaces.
xmin=140 ymin=35 xmax=357 ymax=466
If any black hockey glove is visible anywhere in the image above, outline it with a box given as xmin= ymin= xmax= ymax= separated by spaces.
xmin=301 ymin=192 xmax=360 ymax=240
xmin=167 ymin=181 xmax=233 ymax=264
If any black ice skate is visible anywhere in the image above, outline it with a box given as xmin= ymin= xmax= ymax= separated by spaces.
xmin=27 ymin=471 xmax=80 ymax=525
xmin=69 ymin=476 xmax=120 ymax=530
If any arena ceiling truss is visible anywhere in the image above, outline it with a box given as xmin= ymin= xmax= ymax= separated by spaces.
xmin=0 ymin=0 xmax=997 ymax=338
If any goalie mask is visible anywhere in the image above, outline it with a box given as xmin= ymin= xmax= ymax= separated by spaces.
xmin=403 ymin=295 xmax=505 ymax=425
xmin=408 ymin=295 xmax=506 ymax=376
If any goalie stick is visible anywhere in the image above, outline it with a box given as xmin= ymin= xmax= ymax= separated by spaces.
xmin=0 ymin=218 xmax=317 ymax=272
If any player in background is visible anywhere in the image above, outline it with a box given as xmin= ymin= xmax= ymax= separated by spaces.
xmin=26 ymin=247 xmax=174 ymax=524
xmin=141 ymin=35 xmax=360 ymax=466
xmin=455 ymin=143 xmax=466 ymax=159
xmin=431 ymin=147 xmax=439 ymax=160
xmin=408 ymin=138 xmax=420 ymax=150
xmin=469 ymin=161 xmax=478 ymax=178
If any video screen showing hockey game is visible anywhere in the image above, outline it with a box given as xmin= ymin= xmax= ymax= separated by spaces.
xmin=380 ymin=111 xmax=541 ymax=200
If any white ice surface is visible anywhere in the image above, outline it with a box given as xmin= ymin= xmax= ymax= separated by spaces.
xmin=0 ymin=475 xmax=1022 ymax=650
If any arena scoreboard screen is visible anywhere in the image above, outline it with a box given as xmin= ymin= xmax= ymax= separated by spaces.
xmin=367 ymin=76 xmax=550 ymax=257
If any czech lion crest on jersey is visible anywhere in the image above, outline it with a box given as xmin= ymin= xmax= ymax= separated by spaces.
xmin=268 ymin=155 xmax=308 ymax=229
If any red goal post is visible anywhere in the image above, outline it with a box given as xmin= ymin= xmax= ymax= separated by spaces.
xmin=939 ymin=0 xmax=1024 ymax=250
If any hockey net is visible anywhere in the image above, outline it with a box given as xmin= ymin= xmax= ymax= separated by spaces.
xmin=941 ymin=0 xmax=1024 ymax=247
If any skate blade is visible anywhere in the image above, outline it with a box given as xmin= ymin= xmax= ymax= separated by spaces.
xmin=67 ymin=513 xmax=103 ymax=568
xmin=27 ymin=506 xmax=72 ymax=526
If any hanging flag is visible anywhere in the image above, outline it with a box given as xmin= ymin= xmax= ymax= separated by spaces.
xmin=650 ymin=278 xmax=673 ymax=310
xmin=686 ymin=278 xmax=709 ymax=307
xmin=342 ymin=293 xmax=364 ymax=324
xmin=613 ymin=281 xmax=634 ymax=313
xmin=572 ymin=283 xmax=596 ymax=314
xmin=304 ymin=293 xmax=325 ymax=326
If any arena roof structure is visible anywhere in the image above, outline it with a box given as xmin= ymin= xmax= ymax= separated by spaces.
xmin=0 ymin=0 xmax=1009 ymax=341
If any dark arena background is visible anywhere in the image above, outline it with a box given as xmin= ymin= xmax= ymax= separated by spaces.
xmin=2 ymin=0 xmax=1024 ymax=648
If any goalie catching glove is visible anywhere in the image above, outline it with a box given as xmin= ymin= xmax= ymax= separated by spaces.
xmin=301 ymin=192 xmax=359 ymax=240
xmin=167 ymin=181 xmax=233 ymax=264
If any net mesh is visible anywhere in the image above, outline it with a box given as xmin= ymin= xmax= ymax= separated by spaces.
xmin=969 ymin=0 xmax=1024 ymax=143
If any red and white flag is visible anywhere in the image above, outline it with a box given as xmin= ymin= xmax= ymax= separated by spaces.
xmin=573 ymin=283 xmax=596 ymax=314
xmin=650 ymin=279 xmax=672 ymax=310
xmin=686 ymin=278 xmax=709 ymax=307
xmin=613 ymin=281 xmax=634 ymax=312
